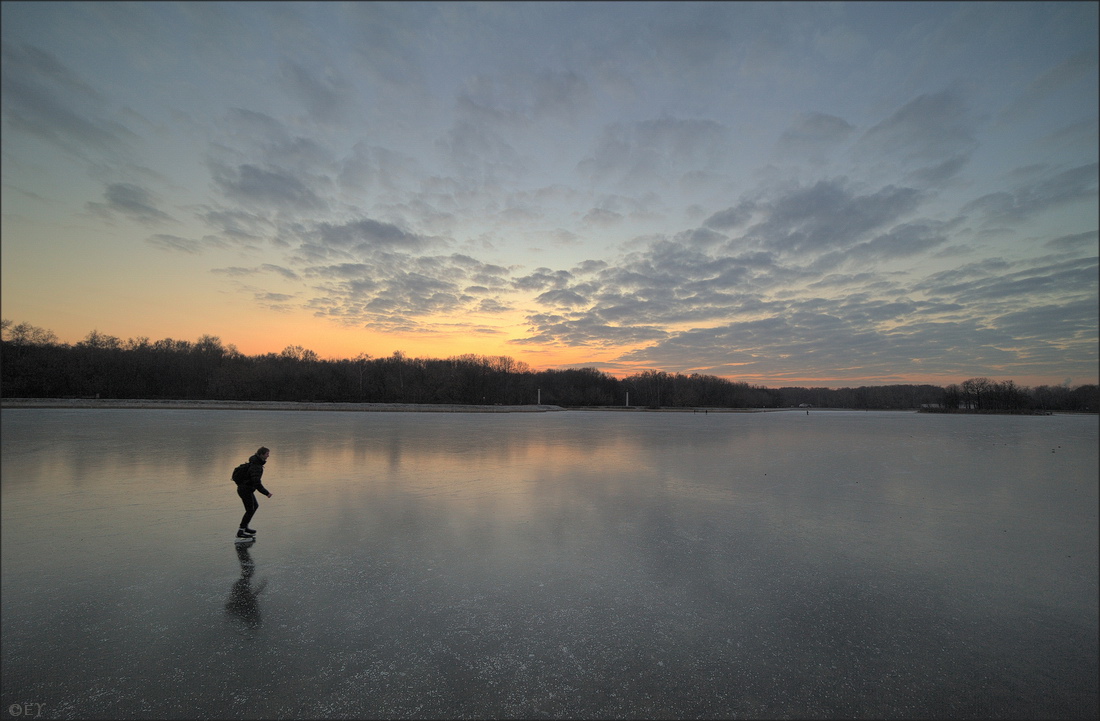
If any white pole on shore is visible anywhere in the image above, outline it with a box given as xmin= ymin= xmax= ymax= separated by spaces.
xmin=537 ymin=388 xmax=541 ymax=405
xmin=626 ymin=391 xmax=629 ymax=407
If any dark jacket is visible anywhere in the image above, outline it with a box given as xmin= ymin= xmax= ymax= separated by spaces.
xmin=238 ymin=454 xmax=271 ymax=496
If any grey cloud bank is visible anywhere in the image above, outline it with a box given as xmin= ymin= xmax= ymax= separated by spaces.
xmin=1 ymin=1 xmax=1096 ymax=386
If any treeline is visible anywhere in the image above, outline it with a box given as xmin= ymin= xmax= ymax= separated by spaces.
xmin=935 ymin=377 xmax=1099 ymax=413
xmin=1 ymin=321 xmax=1097 ymax=412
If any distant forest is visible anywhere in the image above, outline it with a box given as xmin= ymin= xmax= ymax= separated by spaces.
xmin=2 ymin=321 xmax=1097 ymax=412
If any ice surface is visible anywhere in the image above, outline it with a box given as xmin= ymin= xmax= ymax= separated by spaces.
xmin=2 ymin=408 xmax=1097 ymax=719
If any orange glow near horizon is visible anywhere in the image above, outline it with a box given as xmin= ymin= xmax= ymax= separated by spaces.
xmin=5 ymin=313 xmax=1095 ymax=391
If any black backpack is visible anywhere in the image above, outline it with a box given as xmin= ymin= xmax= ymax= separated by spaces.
xmin=231 ymin=462 xmax=251 ymax=484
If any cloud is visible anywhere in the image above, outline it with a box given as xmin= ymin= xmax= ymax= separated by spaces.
xmin=260 ymin=263 xmax=301 ymax=281
xmin=210 ymin=264 xmax=300 ymax=281
xmin=576 ymin=117 xmax=731 ymax=189
xmin=513 ymin=268 xmax=574 ymax=292
xmin=435 ymin=117 xmax=526 ymax=186
xmin=211 ymin=109 xmax=334 ymax=189
xmin=962 ymin=163 xmax=1099 ymax=225
xmin=609 ymin=283 xmax=1088 ymax=383
xmin=806 ymin=272 xmax=902 ymax=294
xmin=87 ymin=183 xmax=174 ymax=225
xmin=1000 ymin=52 xmax=1099 ymax=122
xmin=254 ymin=290 xmax=297 ymax=313
xmin=222 ymin=107 xmax=287 ymax=143
xmin=993 ymin=296 xmax=1100 ymax=347
xmin=1038 ymin=119 xmax=1100 ymax=155
xmin=571 ymin=260 xmax=609 ymax=275
xmin=307 ymin=263 xmax=372 ymax=279
xmin=743 ymin=180 xmax=924 ymax=256
xmin=257 ymin=292 xmax=295 ymax=303
xmin=856 ymin=89 xmax=978 ymax=163
xmin=336 ymin=144 xmax=427 ymax=200
xmin=451 ymin=67 xmax=592 ymax=129
xmin=197 ymin=207 xmax=272 ymax=243
xmin=650 ymin=3 xmax=739 ymax=71
xmin=5 ymin=3 xmax=1095 ymax=385
xmin=293 ymin=249 xmax=516 ymax=331
xmin=209 ymin=162 xmax=327 ymax=212
xmin=433 ymin=76 xmax=544 ymax=187
xmin=905 ymin=153 xmax=971 ymax=186
xmin=342 ymin=270 xmax=473 ymax=325
xmin=0 ymin=43 xmax=137 ymax=157
xmin=314 ymin=218 xmax=432 ymax=254
xmin=345 ymin=2 xmax=430 ymax=87
xmin=496 ymin=177 xmax=1094 ymax=381
xmin=509 ymin=234 xmax=789 ymax=340
xmin=279 ymin=60 xmax=353 ymax=124
xmin=583 ymin=208 xmax=623 ymax=226
xmin=183 ymin=88 xmax=1089 ymax=382
xmin=676 ymin=227 xmax=728 ymax=249
xmin=624 ymin=312 xmax=921 ymax=381
xmin=219 ymin=108 xmax=335 ymax=176
xmin=811 ymin=221 xmax=950 ymax=270
xmin=1045 ymin=230 xmax=1098 ymax=252
xmin=210 ymin=266 xmax=255 ymax=277
xmin=535 ymin=288 xmax=589 ymax=308
xmin=775 ymin=112 xmax=855 ymax=162
xmin=512 ymin=311 xmax=669 ymax=349
xmin=1 ymin=42 xmax=101 ymax=101
xmin=146 ymin=234 xmax=202 ymax=254
xmin=576 ymin=192 xmax=665 ymax=225
xmin=933 ymin=257 xmax=1098 ymax=306
xmin=910 ymin=258 xmax=1013 ymax=294
xmin=704 ymin=200 xmax=757 ymax=230
xmin=531 ymin=70 xmax=591 ymax=119
xmin=476 ymin=298 xmax=513 ymax=314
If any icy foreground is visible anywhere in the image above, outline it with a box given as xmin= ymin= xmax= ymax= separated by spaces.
xmin=2 ymin=408 xmax=1097 ymax=719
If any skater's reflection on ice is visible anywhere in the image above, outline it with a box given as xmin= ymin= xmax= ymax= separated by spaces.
xmin=225 ymin=539 xmax=267 ymax=630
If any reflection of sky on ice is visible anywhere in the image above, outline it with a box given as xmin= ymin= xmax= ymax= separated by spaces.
xmin=2 ymin=409 xmax=1097 ymax=718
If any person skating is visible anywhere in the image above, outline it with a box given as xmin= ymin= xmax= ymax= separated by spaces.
xmin=234 ymin=446 xmax=273 ymax=538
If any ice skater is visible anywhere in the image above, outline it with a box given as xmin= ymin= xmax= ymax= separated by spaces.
xmin=233 ymin=446 xmax=274 ymax=538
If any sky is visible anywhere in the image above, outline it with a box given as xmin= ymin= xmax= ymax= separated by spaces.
xmin=2 ymin=1 xmax=1097 ymax=388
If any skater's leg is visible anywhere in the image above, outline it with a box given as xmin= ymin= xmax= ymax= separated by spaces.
xmin=237 ymin=487 xmax=259 ymax=528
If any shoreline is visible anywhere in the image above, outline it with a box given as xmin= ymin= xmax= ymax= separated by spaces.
xmin=0 ymin=398 xmax=567 ymax=413
xmin=0 ymin=399 xmax=923 ymax=413
xmin=9 ymin=399 xmax=1073 ymax=414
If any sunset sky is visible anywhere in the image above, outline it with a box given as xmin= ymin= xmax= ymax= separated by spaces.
xmin=2 ymin=1 xmax=1097 ymax=388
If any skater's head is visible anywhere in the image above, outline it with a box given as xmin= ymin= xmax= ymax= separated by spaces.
xmin=256 ymin=446 xmax=270 ymax=459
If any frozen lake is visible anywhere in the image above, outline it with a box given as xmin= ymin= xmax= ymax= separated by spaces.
xmin=2 ymin=408 xmax=1097 ymax=719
